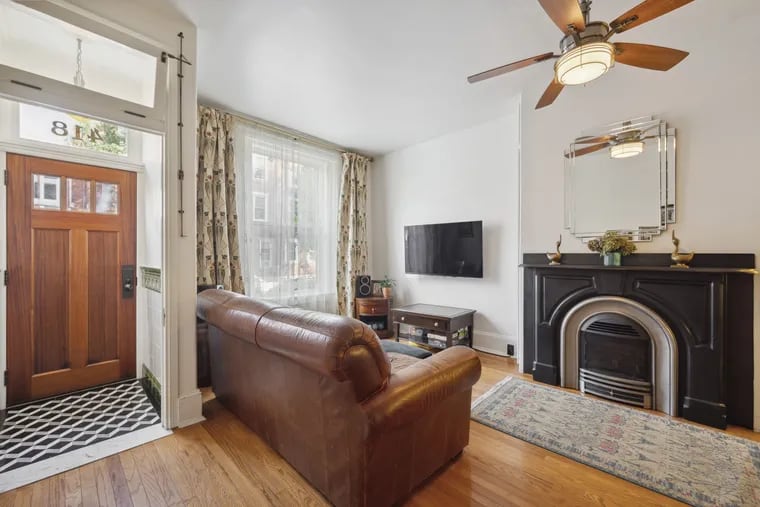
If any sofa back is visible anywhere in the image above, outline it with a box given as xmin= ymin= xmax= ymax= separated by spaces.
xmin=197 ymin=289 xmax=391 ymax=402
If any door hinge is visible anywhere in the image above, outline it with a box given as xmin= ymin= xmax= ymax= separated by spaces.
xmin=3 ymin=371 xmax=7 ymax=386
xmin=3 ymin=170 xmax=7 ymax=185
xmin=3 ymin=271 xmax=7 ymax=286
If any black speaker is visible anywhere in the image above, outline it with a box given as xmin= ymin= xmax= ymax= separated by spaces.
xmin=355 ymin=275 xmax=372 ymax=298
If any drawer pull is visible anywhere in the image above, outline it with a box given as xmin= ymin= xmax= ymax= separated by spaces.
xmin=434 ymin=322 xmax=438 ymax=327
xmin=401 ymin=316 xmax=405 ymax=321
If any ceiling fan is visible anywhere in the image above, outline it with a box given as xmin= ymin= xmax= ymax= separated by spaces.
xmin=567 ymin=120 xmax=661 ymax=158
xmin=468 ymin=0 xmax=693 ymax=109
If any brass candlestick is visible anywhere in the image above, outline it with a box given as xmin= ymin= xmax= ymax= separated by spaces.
xmin=670 ymin=230 xmax=695 ymax=268
xmin=546 ymin=235 xmax=562 ymax=265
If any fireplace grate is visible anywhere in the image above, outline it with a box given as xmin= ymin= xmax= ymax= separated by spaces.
xmin=579 ymin=368 xmax=653 ymax=409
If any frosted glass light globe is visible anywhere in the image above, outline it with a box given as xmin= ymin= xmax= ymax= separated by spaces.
xmin=555 ymin=42 xmax=615 ymax=86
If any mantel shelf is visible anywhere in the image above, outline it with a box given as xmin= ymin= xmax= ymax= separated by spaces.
xmin=519 ymin=264 xmax=758 ymax=275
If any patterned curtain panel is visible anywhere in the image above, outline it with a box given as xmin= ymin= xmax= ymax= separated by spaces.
xmin=336 ymin=152 xmax=370 ymax=316
xmin=196 ymin=106 xmax=245 ymax=293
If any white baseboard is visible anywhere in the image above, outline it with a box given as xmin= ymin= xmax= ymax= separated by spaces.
xmin=472 ymin=330 xmax=515 ymax=358
xmin=177 ymin=389 xmax=205 ymax=428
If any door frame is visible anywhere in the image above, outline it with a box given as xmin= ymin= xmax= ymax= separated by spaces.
xmin=0 ymin=145 xmax=152 ymax=405
xmin=0 ymin=0 xmax=201 ymax=429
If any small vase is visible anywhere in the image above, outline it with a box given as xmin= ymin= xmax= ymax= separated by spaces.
xmin=382 ymin=287 xmax=392 ymax=298
xmin=603 ymin=252 xmax=622 ymax=266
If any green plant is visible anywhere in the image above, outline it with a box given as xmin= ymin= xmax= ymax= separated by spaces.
xmin=379 ymin=276 xmax=396 ymax=288
xmin=587 ymin=231 xmax=637 ymax=256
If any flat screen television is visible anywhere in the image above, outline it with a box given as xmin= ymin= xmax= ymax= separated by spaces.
xmin=404 ymin=220 xmax=483 ymax=278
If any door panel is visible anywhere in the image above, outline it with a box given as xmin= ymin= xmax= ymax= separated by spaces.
xmin=88 ymin=231 xmax=120 ymax=364
xmin=33 ymin=228 xmax=70 ymax=373
xmin=6 ymin=154 xmax=136 ymax=405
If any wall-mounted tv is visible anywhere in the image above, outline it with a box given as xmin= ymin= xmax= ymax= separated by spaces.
xmin=404 ymin=220 xmax=483 ymax=278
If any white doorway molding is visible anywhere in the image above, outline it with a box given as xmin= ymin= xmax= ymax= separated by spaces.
xmin=0 ymin=0 xmax=201 ymax=428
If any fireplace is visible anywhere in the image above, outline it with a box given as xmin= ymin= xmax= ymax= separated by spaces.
xmin=579 ymin=314 xmax=652 ymax=409
xmin=561 ymin=296 xmax=678 ymax=415
xmin=521 ymin=253 xmax=756 ymax=429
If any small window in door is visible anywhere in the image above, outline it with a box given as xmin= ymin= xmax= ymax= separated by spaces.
xmin=32 ymin=174 xmax=61 ymax=210
xmin=95 ymin=182 xmax=119 ymax=214
xmin=66 ymin=178 xmax=91 ymax=212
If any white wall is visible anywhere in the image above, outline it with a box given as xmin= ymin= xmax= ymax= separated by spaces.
xmin=371 ymin=105 xmax=520 ymax=356
xmin=519 ymin=2 xmax=760 ymax=427
xmin=136 ymin=132 xmax=164 ymax=385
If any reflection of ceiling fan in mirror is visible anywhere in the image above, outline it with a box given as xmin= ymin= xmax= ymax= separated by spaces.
xmin=569 ymin=127 xmax=658 ymax=159
xmin=467 ymin=0 xmax=693 ymax=109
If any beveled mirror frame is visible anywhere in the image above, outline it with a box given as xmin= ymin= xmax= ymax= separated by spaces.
xmin=564 ymin=116 xmax=676 ymax=242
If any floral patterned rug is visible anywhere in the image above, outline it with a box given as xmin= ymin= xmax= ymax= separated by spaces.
xmin=471 ymin=377 xmax=760 ymax=507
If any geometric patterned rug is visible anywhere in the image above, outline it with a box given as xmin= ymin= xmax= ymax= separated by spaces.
xmin=0 ymin=379 xmax=160 ymax=473
xmin=471 ymin=377 xmax=760 ymax=507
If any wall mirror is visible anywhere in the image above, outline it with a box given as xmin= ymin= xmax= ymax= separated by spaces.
xmin=564 ymin=116 xmax=676 ymax=241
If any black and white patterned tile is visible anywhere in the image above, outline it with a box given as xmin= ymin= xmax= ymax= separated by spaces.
xmin=0 ymin=379 xmax=160 ymax=473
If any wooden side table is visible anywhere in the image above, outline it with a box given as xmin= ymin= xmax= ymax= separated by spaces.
xmin=392 ymin=304 xmax=475 ymax=350
xmin=355 ymin=297 xmax=392 ymax=338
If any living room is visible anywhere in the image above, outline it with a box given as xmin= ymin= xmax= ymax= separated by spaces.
xmin=0 ymin=0 xmax=759 ymax=505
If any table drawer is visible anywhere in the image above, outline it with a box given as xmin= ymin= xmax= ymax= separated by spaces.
xmin=356 ymin=300 xmax=388 ymax=315
xmin=393 ymin=312 xmax=450 ymax=332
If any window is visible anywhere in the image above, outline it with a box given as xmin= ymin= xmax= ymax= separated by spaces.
xmin=33 ymin=174 xmax=61 ymax=209
xmin=0 ymin=2 xmax=157 ymax=108
xmin=31 ymin=173 xmax=120 ymax=214
xmin=0 ymin=1 xmax=167 ymax=131
xmin=253 ymin=192 xmax=267 ymax=222
xmin=258 ymin=239 xmax=272 ymax=269
xmin=236 ymin=125 xmax=340 ymax=313
xmin=19 ymin=103 xmax=129 ymax=157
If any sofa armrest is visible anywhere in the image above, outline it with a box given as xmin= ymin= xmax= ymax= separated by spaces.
xmin=362 ymin=346 xmax=481 ymax=430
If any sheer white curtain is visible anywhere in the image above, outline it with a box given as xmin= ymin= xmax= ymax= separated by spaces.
xmin=235 ymin=123 xmax=341 ymax=312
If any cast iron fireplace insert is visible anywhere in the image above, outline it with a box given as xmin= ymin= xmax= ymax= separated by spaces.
xmin=579 ymin=313 xmax=653 ymax=409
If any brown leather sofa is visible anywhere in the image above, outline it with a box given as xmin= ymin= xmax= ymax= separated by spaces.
xmin=197 ymin=289 xmax=482 ymax=507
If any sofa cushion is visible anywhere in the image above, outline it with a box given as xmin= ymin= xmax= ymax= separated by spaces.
xmin=380 ymin=340 xmax=433 ymax=359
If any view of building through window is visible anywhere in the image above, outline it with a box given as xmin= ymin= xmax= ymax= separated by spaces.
xmin=246 ymin=150 xmax=334 ymax=301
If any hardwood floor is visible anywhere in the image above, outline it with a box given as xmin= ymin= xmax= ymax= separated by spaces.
xmin=1 ymin=351 xmax=755 ymax=506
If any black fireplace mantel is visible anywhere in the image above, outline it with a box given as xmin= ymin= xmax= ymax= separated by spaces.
xmin=522 ymin=253 xmax=756 ymax=429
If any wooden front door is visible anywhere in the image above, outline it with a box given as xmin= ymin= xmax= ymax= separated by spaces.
xmin=6 ymin=154 xmax=137 ymax=405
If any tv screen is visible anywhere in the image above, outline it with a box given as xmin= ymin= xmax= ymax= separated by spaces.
xmin=404 ymin=220 xmax=483 ymax=278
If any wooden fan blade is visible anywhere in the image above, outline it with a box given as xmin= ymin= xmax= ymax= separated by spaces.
xmin=575 ymin=135 xmax=616 ymax=144
xmin=610 ymin=0 xmax=693 ymax=34
xmin=537 ymin=0 xmax=586 ymax=34
xmin=467 ymin=53 xmax=557 ymax=83
xmin=615 ymin=43 xmax=689 ymax=71
xmin=535 ymin=79 xmax=564 ymax=109
xmin=567 ymin=143 xmax=609 ymax=158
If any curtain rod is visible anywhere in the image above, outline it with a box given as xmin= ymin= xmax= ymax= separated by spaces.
xmin=199 ymin=102 xmax=373 ymax=161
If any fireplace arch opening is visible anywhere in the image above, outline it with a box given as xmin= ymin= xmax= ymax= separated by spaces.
xmin=560 ymin=296 xmax=678 ymax=415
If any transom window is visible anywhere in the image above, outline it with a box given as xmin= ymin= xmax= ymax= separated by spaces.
xmin=0 ymin=1 xmax=158 ymax=108
xmin=19 ymin=103 xmax=129 ymax=157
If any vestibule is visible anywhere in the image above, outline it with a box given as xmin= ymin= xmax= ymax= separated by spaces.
xmin=0 ymin=0 xmax=200 ymax=428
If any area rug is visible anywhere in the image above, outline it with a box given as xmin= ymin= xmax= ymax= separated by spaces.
xmin=471 ymin=377 xmax=760 ymax=507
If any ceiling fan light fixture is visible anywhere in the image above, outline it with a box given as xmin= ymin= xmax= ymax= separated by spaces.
xmin=555 ymin=42 xmax=615 ymax=86
xmin=610 ymin=141 xmax=644 ymax=159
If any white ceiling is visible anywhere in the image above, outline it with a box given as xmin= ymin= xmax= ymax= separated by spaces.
xmin=170 ymin=0 xmax=706 ymax=155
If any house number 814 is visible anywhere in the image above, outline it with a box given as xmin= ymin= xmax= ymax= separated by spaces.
xmin=50 ymin=120 xmax=104 ymax=142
